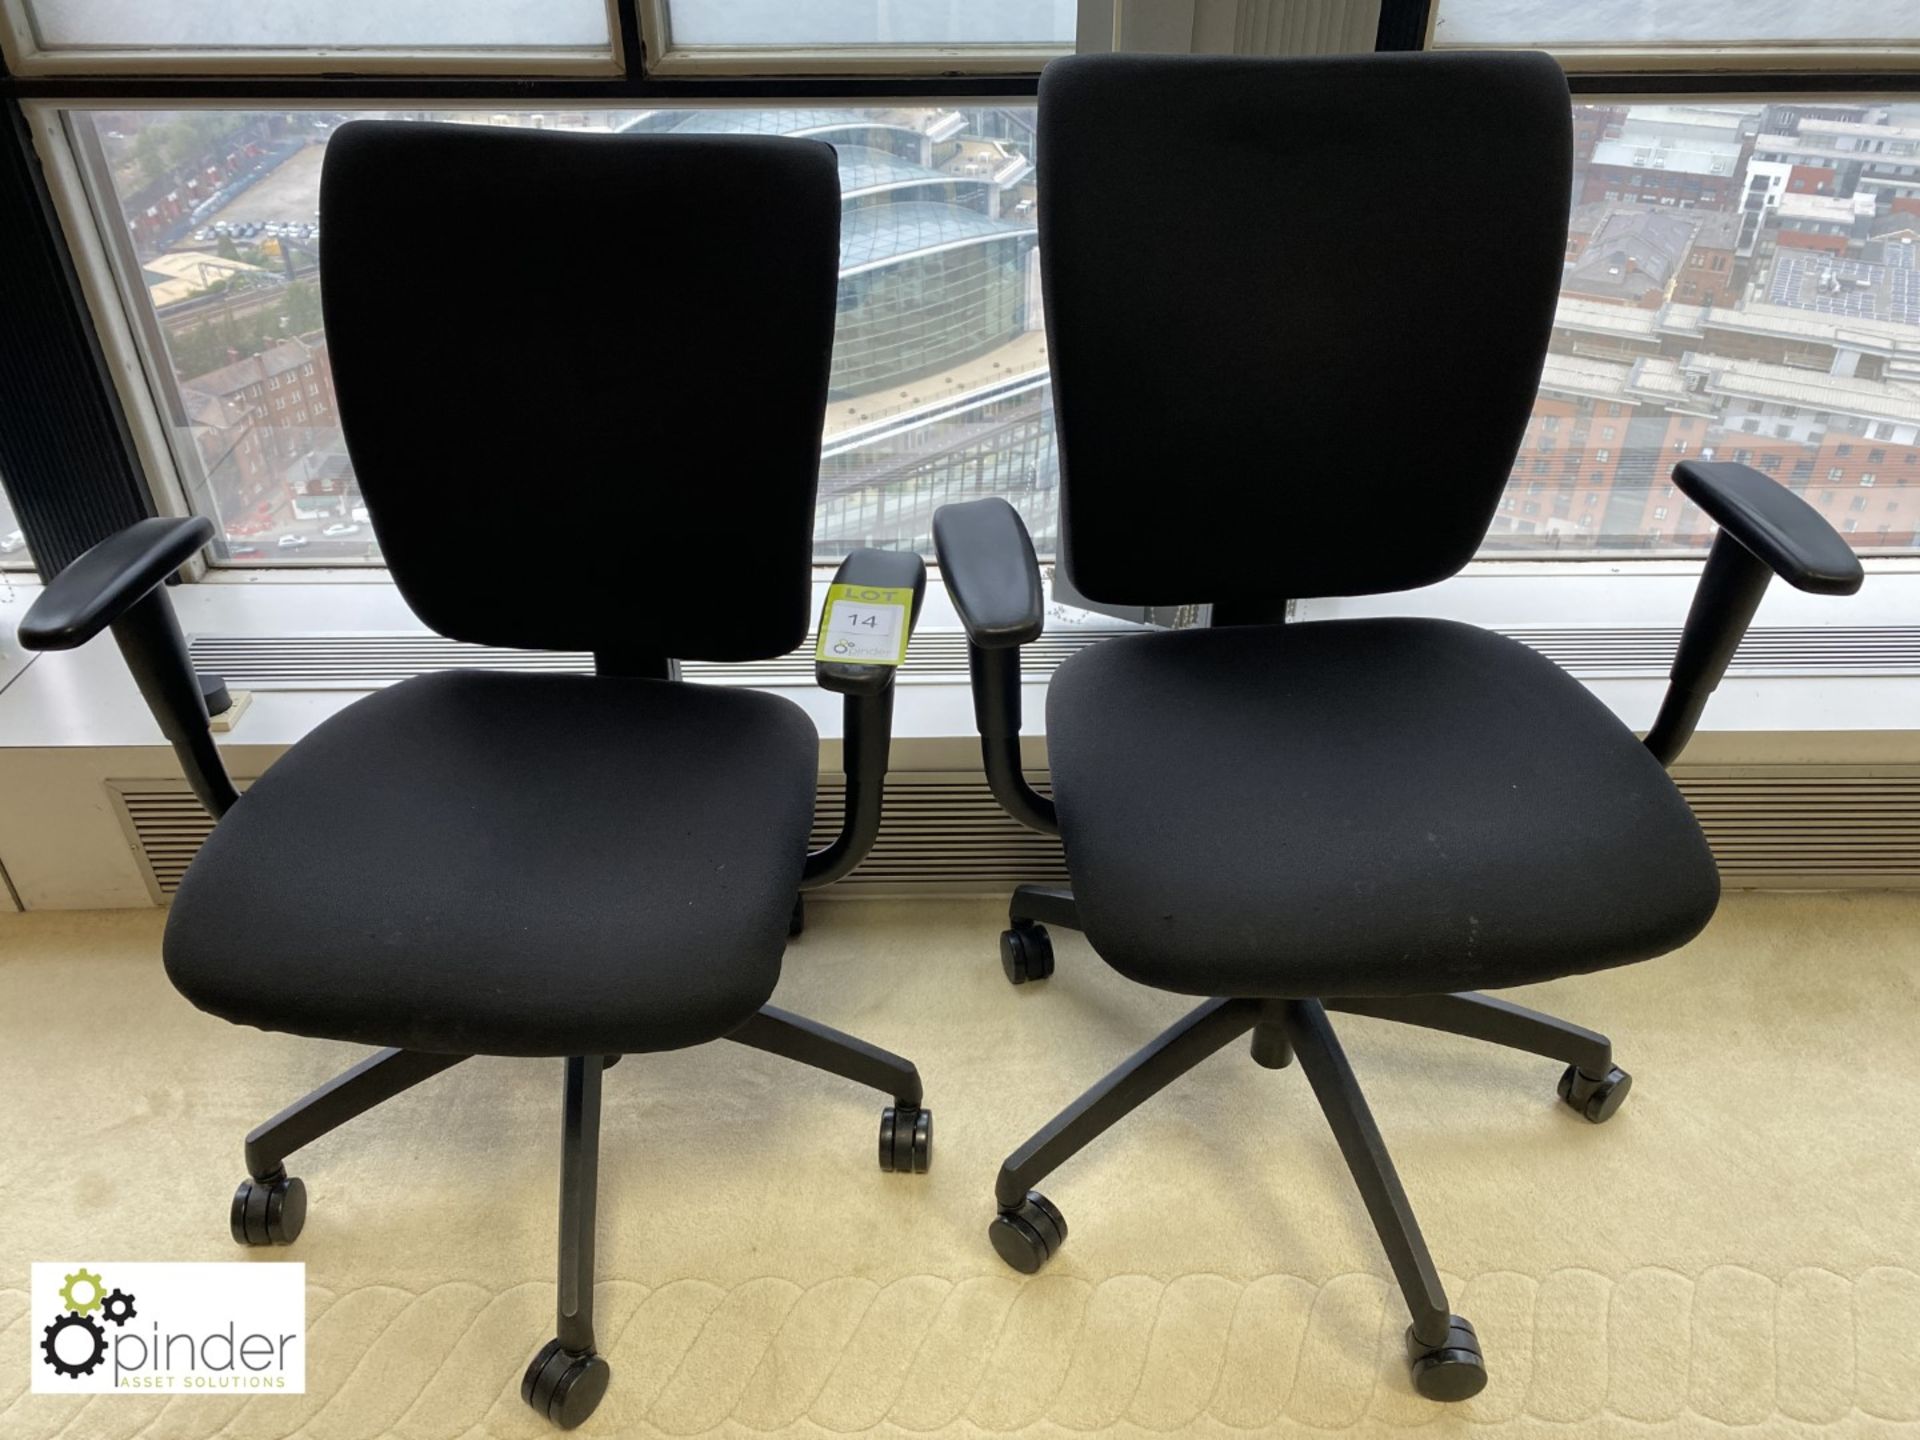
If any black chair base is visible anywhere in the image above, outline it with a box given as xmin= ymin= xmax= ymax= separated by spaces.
xmin=229 ymin=1006 xmax=932 ymax=1430
xmin=1000 ymin=884 xmax=1078 ymax=985
xmin=986 ymin=897 xmax=1627 ymax=1404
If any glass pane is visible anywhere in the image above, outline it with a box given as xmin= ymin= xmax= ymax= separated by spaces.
xmin=77 ymin=106 xmax=1050 ymax=566
xmin=0 ymin=479 xmax=29 ymax=570
xmin=1484 ymin=99 xmax=1920 ymax=555
xmin=26 ymin=0 xmax=609 ymax=52
xmin=1433 ymin=1 xmax=1920 ymax=49
xmin=665 ymin=0 xmax=1075 ymax=48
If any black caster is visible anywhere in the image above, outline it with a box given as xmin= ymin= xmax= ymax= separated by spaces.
xmin=1558 ymin=1063 xmax=1631 ymax=1123
xmin=789 ymin=894 xmax=806 ymax=937
xmin=989 ymin=1191 xmax=1067 ymax=1274
xmin=879 ymin=1106 xmax=932 ymax=1173
xmin=522 ymin=1338 xmax=611 ymax=1429
xmin=230 ymin=1170 xmax=306 ymax=1246
xmin=1407 ymin=1315 xmax=1487 ymax=1402
xmin=1000 ymin=923 xmax=1054 ymax=985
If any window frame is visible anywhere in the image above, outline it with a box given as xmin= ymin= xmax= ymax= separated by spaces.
xmin=3 ymin=0 xmax=1920 ymax=580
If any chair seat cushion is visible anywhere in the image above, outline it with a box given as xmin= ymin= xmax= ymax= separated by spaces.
xmin=1046 ymin=619 xmax=1720 ymax=998
xmin=164 ymin=671 xmax=818 ymax=1056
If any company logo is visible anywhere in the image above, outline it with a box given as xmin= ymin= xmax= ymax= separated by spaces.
xmin=31 ymin=1263 xmax=304 ymax=1394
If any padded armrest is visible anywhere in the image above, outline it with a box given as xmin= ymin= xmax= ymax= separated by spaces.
xmin=20 ymin=516 xmax=214 ymax=650
xmin=803 ymin=548 xmax=926 ymax=887
xmin=1645 ymin=462 xmax=1864 ymax=766
xmin=1671 ymin=461 xmax=1864 ymax=595
xmin=932 ymin=498 xmax=1043 ymax=649
xmin=931 ymin=498 xmax=1057 ymax=836
xmin=17 ymin=514 xmax=236 ymax=818
xmin=814 ymin=548 xmax=928 ymax=697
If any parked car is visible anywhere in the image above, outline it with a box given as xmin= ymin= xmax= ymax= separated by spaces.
xmin=276 ymin=533 xmax=310 ymax=550
xmin=321 ymin=522 xmax=362 ymax=538
xmin=225 ymin=541 xmax=263 ymax=559
xmin=0 ymin=529 xmax=25 ymax=554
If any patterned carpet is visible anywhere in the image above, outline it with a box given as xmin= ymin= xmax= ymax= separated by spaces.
xmin=2 ymin=894 xmax=1917 ymax=1437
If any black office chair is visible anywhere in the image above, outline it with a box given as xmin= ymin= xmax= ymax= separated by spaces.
xmin=20 ymin=122 xmax=934 ymax=1429
xmin=935 ymin=52 xmax=1864 ymax=1402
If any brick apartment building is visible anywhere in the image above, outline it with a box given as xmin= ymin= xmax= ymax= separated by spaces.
xmin=179 ymin=334 xmax=336 ymax=533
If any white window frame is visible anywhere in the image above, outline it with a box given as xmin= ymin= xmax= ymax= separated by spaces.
xmin=0 ymin=0 xmax=626 ymax=77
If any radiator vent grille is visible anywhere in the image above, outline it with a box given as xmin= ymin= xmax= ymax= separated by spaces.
xmin=109 ymin=767 xmax=1918 ymax=905
xmin=185 ymin=624 xmax=1920 ymax=690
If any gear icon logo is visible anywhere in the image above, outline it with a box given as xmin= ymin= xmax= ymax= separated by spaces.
xmin=41 ymin=1312 xmax=107 ymax=1379
xmin=38 ymin=1269 xmax=136 ymax=1382
xmin=57 ymin=1269 xmax=105 ymax=1316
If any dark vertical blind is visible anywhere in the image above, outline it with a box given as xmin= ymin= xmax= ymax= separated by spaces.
xmin=1375 ymin=0 xmax=1436 ymax=52
xmin=0 ymin=101 xmax=152 ymax=575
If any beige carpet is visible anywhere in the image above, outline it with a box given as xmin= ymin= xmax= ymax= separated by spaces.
xmin=2 ymin=894 xmax=1918 ymax=1439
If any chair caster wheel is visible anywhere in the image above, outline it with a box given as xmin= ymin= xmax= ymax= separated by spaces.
xmin=879 ymin=1106 xmax=932 ymax=1173
xmin=1558 ymin=1063 xmax=1631 ymax=1123
xmin=1000 ymin=923 xmax=1054 ymax=985
xmin=522 ymin=1338 xmax=611 ymax=1429
xmin=989 ymin=1191 xmax=1067 ymax=1274
xmin=1407 ymin=1315 xmax=1487 ymax=1402
xmin=230 ymin=1170 xmax=306 ymax=1246
xmin=789 ymin=894 xmax=806 ymax=937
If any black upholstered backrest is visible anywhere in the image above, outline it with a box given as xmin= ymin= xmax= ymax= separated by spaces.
xmin=319 ymin=122 xmax=840 ymax=658
xmin=1038 ymin=52 xmax=1571 ymax=605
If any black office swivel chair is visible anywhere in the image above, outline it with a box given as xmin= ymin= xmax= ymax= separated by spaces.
xmin=934 ymin=52 xmax=1865 ymax=1401
xmin=19 ymin=123 xmax=934 ymax=1429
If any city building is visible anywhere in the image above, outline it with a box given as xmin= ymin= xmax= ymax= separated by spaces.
xmin=1580 ymin=104 xmax=1752 ymax=211
xmin=619 ymin=108 xmax=1050 ymax=554
xmin=177 ymin=334 xmax=335 ymax=534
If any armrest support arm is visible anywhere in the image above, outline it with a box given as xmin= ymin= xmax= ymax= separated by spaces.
xmin=1645 ymin=462 xmax=1865 ymax=766
xmin=803 ymin=549 xmax=926 ymax=887
xmin=18 ymin=516 xmax=239 ymax=818
xmin=933 ymin=498 xmax=1057 ymax=835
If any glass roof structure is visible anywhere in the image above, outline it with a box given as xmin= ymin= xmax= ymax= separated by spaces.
xmin=840 ymin=201 xmax=1035 ymax=274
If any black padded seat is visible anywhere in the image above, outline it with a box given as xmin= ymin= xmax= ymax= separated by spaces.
xmin=164 ymin=671 xmax=819 ymax=1057
xmin=1046 ymin=619 xmax=1720 ymax=999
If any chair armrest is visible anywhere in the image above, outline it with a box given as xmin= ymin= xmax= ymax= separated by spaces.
xmin=814 ymin=547 xmax=927 ymax=697
xmin=803 ymin=549 xmax=926 ymax=887
xmin=18 ymin=516 xmax=238 ymax=819
xmin=1645 ymin=462 xmax=1865 ymax=766
xmin=932 ymin=499 xmax=1058 ymax=836
xmin=1671 ymin=461 xmax=1865 ymax=596
xmin=20 ymin=516 xmax=213 ymax=650
xmin=932 ymin=497 xmax=1044 ymax=648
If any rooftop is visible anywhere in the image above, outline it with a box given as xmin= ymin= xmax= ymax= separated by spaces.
xmin=142 ymin=250 xmax=266 ymax=308
xmin=1591 ymin=133 xmax=1743 ymax=178
xmin=183 ymin=336 xmax=317 ymax=399
xmin=1564 ymin=206 xmax=1697 ymax=303
xmin=1768 ymin=249 xmax=1920 ymax=326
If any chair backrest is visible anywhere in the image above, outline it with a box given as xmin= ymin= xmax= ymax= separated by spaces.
xmin=319 ymin=121 xmax=841 ymax=659
xmin=1037 ymin=51 xmax=1571 ymax=606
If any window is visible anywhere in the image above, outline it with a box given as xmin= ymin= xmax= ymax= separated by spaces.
xmin=658 ymin=1 xmax=1074 ymax=48
xmin=3 ymin=1 xmax=615 ymax=71
xmin=1863 ymin=473 xmax=1878 ymax=486
xmin=75 ymin=105 xmax=1049 ymax=565
xmin=1434 ymin=3 xmax=1920 ymax=55
xmin=0 ymin=475 xmax=29 ymax=570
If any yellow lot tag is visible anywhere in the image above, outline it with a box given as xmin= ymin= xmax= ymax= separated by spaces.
xmin=816 ymin=583 xmax=913 ymax=666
